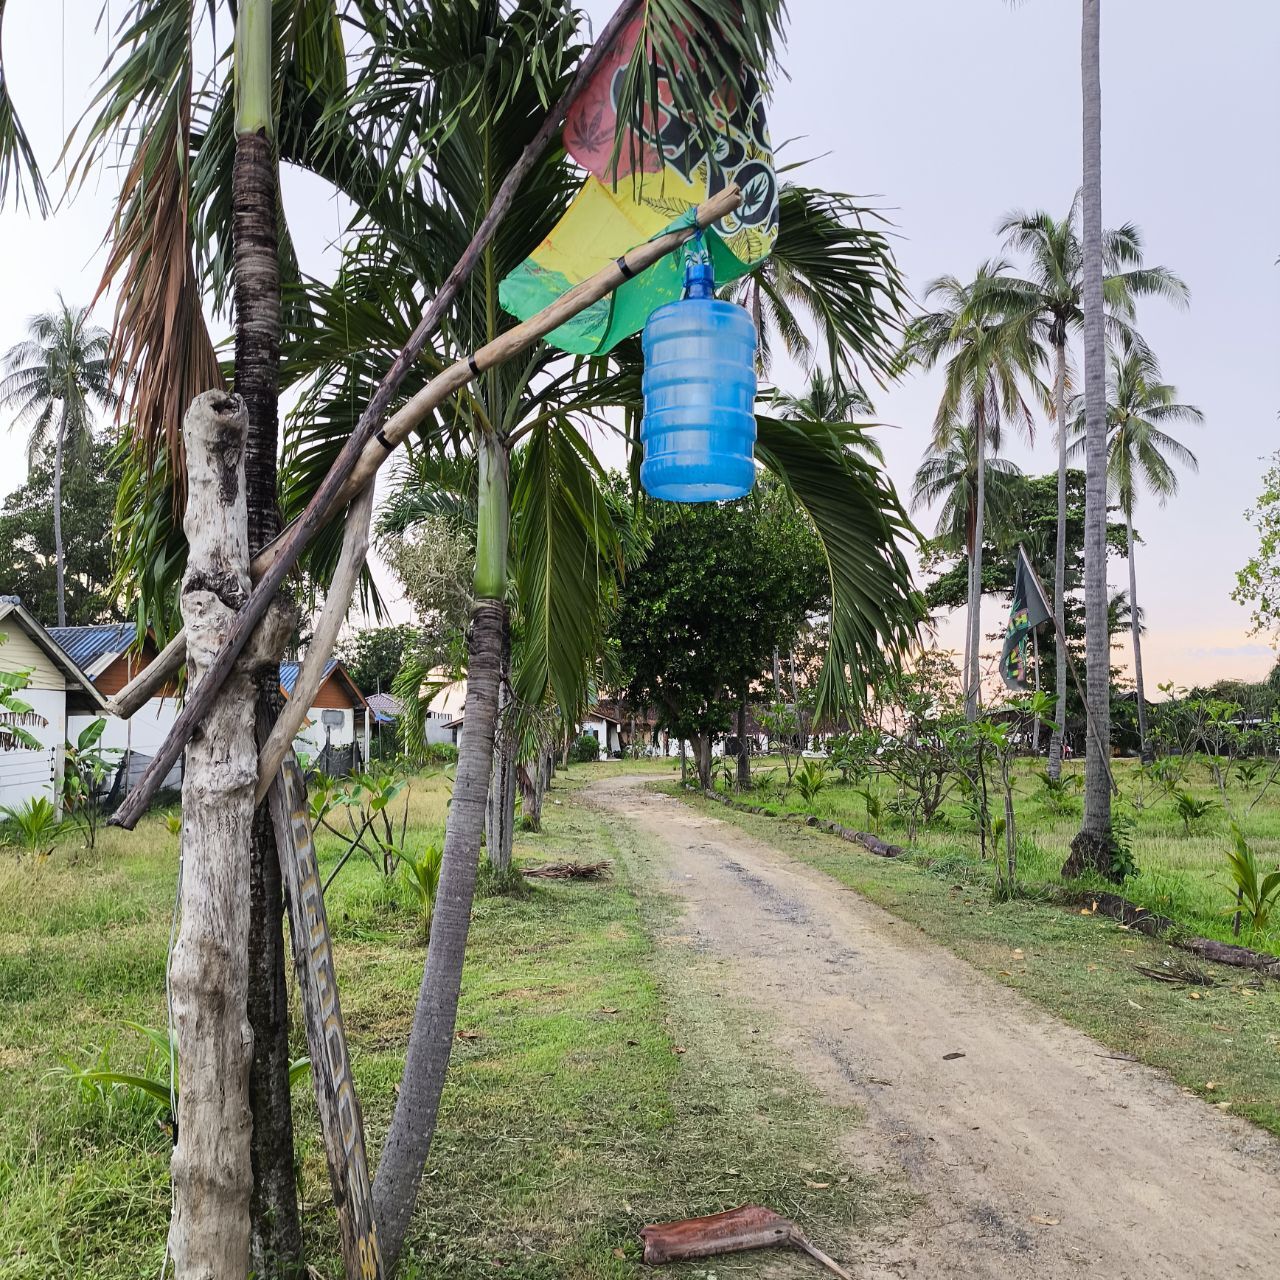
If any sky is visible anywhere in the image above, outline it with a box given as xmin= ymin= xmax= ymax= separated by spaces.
xmin=1 ymin=0 xmax=1277 ymax=688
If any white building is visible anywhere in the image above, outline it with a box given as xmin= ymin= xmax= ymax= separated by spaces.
xmin=0 ymin=598 xmax=105 ymax=812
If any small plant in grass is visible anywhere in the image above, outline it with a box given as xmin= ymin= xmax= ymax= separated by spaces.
xmin=59 ymin=1021 xmax=310 ymax=1139
xmin=1172 ymin=788 xmax=1216 ymax=834
xmin=1235 ymin=759 xmax=1266 ymax=790
xmin=1223 ymin=821 xmax=1280 ymax=938
xmin=0 ymin=795 xmax=59 ymax=859
xmin=1147 ymin=755 xmax=1185 ymax=794
xmin=61 ymin=718 xmax=118 ymax=850
xmin=1107 ymin=815 xmax=1138 ymax=881
xmin=1036 ymin=769 xmax=1082 ymax=815
xmin=792 ymin=758 xmax=830 ymax=804
xmin=398 ymin=843 xmax=444 ymax=938
xmin=855 ymin=784 xmax=883 ymax=827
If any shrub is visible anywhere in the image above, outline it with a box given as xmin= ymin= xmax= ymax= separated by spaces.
xmin=398 ymin=843 xmax=444 ymax=938
xmin=423 ymin=742 xmax=459 ymax=765
xmin=569 ymin=732 xmax=601 ymax=764
xmin=1171 ymin=788 xmax=1216 ymax=834
xmin=792 ymin=758 xmax=830 ymax=804
xmin=0 ymin=795 xmax=59 ymax=858
xmin=1224 ymin=821 xmax=1280 ymax=936
xmin=1036 ymin=769 xmax=1082 ymax=814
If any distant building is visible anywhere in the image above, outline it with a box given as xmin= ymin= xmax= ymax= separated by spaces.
xmin=49 ymin=622 xmax=373 ymax=786
xmin=0 ymin=598 xmax=104 ymax=812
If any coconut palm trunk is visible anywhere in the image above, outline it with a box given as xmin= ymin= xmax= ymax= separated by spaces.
xmin=965 ymin=411 xmax=987 ymax=721
xmin=1068 ymin=0 xmax=1114 ymax=874
xmin=1049 ymin=337 xmax=1069 ymax=777
xmin=231 ymin=2 xmax=303 ymax=1271
xmin=52 ymin=405 xmax=67 ymax=626
xmin=373 ymin=431 xmax=509 ymax=1270
xmin=1126 ymin=511 xmax=1152 ymax=763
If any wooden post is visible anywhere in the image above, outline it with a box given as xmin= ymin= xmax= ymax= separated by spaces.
xmin=267 ymin=750 xmax=382 ymax=1279
xmin=168 ymin=392 xmax=292 ymax=1278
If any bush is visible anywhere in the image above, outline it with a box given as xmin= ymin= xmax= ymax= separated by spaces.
xmin=423 ymin=742 xmax=459 ymax=765
xmin=569 ymin=732 xmax=601 ymax=764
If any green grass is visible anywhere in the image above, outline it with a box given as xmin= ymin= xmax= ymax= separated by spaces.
xmin=0 ymin=760 xmax=896 ymax=1278
xmin=721 ymin=755 xmax=1280 ymax=950
xmin=669 ymin=782 xmax=1280 ymax=1138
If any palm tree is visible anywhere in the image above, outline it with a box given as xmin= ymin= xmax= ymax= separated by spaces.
xmin=272 ymin=7 xmax=919 ymax=1268
xmin=0 ymin=299 xmax=115 ymax=626
xmin=1073 ymin=0 xmax=1114 ymax=867
xmin=901 ymin=263 xmax=1045 ymax=718
xmin=775 ymin=365 xmax=875 ymax=421
xmin=981 ymin=203 xmax=1188 ymax=777
xmin=1070 ymin=346 xmax=1201 ymax=762
xmin=911 ymin=418 xmax=1022 ymax=565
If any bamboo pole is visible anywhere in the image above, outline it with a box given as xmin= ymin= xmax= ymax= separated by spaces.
xmin=110 ymin=185 xmax=743 ymax=829
xmin=254 ymin=482 xmax=374 ymax=803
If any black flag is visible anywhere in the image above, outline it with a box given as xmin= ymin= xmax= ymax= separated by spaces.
xmin=1000 ymin=548 xmax=1053 ymax=690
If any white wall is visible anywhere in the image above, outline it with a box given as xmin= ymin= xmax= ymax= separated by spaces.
xmin=293 ymin=706 xmax=356 ymax=758
xmin=0 ymin=686 xmax=64 ymax=811
xmin=68 ymin=697 xmax=183 ymax=793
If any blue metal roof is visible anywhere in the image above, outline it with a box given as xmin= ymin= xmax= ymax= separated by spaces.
xmin=279 ymin=659 xmax=339 ymax=697
xmin=47 ymin=622 xmax=140 ymax=675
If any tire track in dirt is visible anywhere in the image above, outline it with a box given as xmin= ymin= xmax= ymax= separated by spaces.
xmin=587 ymin=775 xmax=1280 ymax=1279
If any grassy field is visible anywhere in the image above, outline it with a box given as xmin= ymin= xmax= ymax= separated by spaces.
xmin=670 ymin=764 xmax=1280 ymax=1137
xmin=715 ymin=754 xmax=1280 ymax=950
xmin=0 ymin=760 xmax=896 ymax=1279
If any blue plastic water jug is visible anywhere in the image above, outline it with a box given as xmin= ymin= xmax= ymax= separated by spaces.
xmin=640 ymin=259 xmax=758 ymax=502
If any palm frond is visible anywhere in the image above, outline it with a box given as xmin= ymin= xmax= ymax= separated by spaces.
xmin=755 ymin=415 xmax=922 ymax=719
xmin=510 ymin=417 xmax=623 ymax=725
xmin=0 ymin=0 xmax=48 ymax=213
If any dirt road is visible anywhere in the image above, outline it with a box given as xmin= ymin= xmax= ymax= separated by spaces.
xmin=587 ymin=774 xmax=1280 ymax=1279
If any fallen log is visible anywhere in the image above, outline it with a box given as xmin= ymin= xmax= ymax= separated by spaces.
xmin=1083 ymin=891 xmax=1280 ymax=979
xmin=700 ymin=790 xmax=906 ymax=857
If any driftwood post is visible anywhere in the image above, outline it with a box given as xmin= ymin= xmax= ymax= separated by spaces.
xmin=168 ymin=392 xmax=291 ymax=1277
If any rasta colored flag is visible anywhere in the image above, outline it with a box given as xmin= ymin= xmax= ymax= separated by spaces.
xmin=1000 ymin=548 xmax=1053 ymax=690
xmin=499 ymin=14 xmax=779 ymax=354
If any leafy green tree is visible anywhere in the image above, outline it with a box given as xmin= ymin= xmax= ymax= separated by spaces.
xmin=1235 ymin=455 xmax=1280 ymax=642
xmin=613 ymin=482 xmax=829 ymax=788
xmin=1069 ymin=345 xmax=1201 ymax=761
xmin=981 ymin=200 xmax=1188 ymax=776
xmin=0 ymin=300 xmax=117 ymax=626
xmin=336 ymin=625 xmax=421 ymax=696
xmin=900 ymin=263 xmax=1046 ymax=718
xmin=921 ymin=469 xmax=1130 ymax=749
xmin=0 ymin=436 xmax=123 ymax=625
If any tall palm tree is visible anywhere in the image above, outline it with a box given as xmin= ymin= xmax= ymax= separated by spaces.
xmin=901 ymin=263 xmax=1045 ymax=718
xmin=1076 ymin=0 xmax=1111 ymax=869
xmin=272 ymin=6 xmax=918 ymax=1268
xmin=775 ymin=364 xmax=875 ymax=422
xmin=911 ymin=418 xmax=1022 ymax=566
xmin=46 ymin=0 xmax=908 ymax=1269
xmin=1070 ymin=347 xmax=1201 ymax=762
xmin=981 ymin=203 xmax=1188 ymax=777
xmin=0 ymin=299 xmax=116 ymax=626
